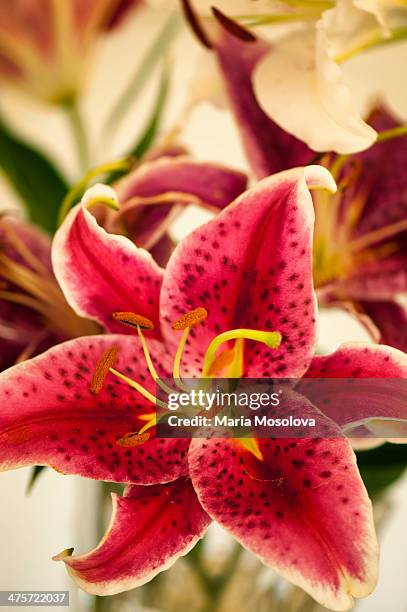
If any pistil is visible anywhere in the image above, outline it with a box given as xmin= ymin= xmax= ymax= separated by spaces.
xmin=202 ymin=329 xmax=281 ymax=377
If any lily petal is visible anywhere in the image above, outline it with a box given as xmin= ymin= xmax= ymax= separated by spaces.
xmin=112 ymin=156 xmax=247 ymax=249
xmin=0 ymin=335 xmax=190 ymax=484
xmin=356 ymin=300 xmax=407 ymax=352
xmin=330 ymin=254 xmax=407 ymax=300
xmin=213 ymin=27 xmax=313 ymax=178
xmin=52 ymin=195 xmax=164 ymax=336
xmin=352 ymin=106 xmax=407 ymax=236
xmin=253 ymin=25 xmax=377 ymax=154
xmin=59 ymin=478 xmax=211 ymax=595
xmin=161 ymin=166 xmax=336 ymax=377
xmin=189 ymin=419 xmax=378 ymax=610
xmin=301 ymin=342 xmax=407 ymax=440
xmin=116 ymin=156 xmax=248 ymax=210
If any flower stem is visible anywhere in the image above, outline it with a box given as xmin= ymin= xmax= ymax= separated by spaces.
xmin=63 ymin=98 xmax=90 ymax=174
xmin=187 ymin=540 xmax=243 ymax=611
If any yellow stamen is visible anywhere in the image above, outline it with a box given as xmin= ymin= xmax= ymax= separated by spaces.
xmin=116 ymin=431 xmax=151 ymax=447
xmin=173 ymin=327 xmax=191 ymax=390
xmin=112 ymin=312 xmax=154 ymax=330
xmin=138 ymin=415 xmax=157 ymax=435
xmin=171 ymin=307 xmax=208 ymax=330
xmin=113 ymin=311 xmax=174 ymax=396
xmin=236 ymin=438 xmax=263 ymax=461
xmin=202 ymin=329 xmax=281 ymax=377
xmin=134 ymin=325 xmax=176 ymax=396
xmin=347 ymin=218 xmax=407 ymax=253
xmin=90 ymin=346 xmax=119 ymax=394
xmin=109 ymin=367 xmax=167 ymax=408
xmin=376 ymin=123 xmax=407 ymax=143
xmin=337 ymin=159 xmax=362 ymax=192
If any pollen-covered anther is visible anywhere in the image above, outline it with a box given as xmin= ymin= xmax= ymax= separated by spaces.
xmin=52 ymin=547 xmax=74 ymax=561
xmin=90 ymin=346 xmax=119 ymax=394
xmin=171 ymin=307 xmax=208 ymax=330
xmin=112 ymin=312 xmax=154 ymax=330
xmin=116 ymin=431 xmax=151 ymax=447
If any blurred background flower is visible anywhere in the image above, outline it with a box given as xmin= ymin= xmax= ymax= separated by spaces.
xmin=0 ymin=0 xmax=141 ymax=104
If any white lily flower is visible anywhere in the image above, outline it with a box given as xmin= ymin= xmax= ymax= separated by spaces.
xmin=252 ymin=17 xmax=377 ymax=153
xmin=183 ymin=0 xmax=407 ymax=153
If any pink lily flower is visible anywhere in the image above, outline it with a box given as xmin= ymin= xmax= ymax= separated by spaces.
xmin=1 ymin=165 xmax=406 ymax=609
xmin=0 ymin=0 xmax=141 ymax=103
xmin=207 ymin=26 xmax=407 ymax=351
xmin=313 ymin=107 xmax=407 ymax=353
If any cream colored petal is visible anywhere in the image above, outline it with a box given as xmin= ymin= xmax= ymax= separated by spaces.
xmin=354 ymin=0 xmax=407 ymax=35
xmin=253 ymin=24 xmax=377 ymax=153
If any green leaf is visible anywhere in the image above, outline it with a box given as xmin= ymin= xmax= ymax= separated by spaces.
xmin=105 ymin=61 xmax=172 ymax=185
xmin=131 ymin=62 xmax=171 ymax=160
xmin=0 ymin=118 xmax=68 ymax=234
xmin=57 ymin=59 xmax=172 ymax=224
xmin=101 ymin=11 xmax=180 ymax=144
xmin=356 ymin=443 xmax=407 ymax=497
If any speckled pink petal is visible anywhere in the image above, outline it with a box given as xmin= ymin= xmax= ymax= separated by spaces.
xmin=160 ymin=166 xmax=336 ymax=377
xmin=189 ymin=428 xmax=378 ymax=610
xmin=0 ymin=335 xmax=190 ymax=484
xmin=301 ymin=343 xmax=407 ymax=440
xmin=59 ymin=478 xmax=211 ymax=595
xmin=213 ymin=27 xmax=313 ymax=179
xmin=356 ymin=301 xmax=407 ymax=352
xmin=52 ymin=202 xmax=163 ymax=337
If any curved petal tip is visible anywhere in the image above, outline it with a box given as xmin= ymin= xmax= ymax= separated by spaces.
xmin=305 ymin=165 xmax=337 ymax=193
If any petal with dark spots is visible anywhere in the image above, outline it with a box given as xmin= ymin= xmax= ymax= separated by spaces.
xmin=301 ymin=343 xmax=407 ymax=441
xmin=52 ymin=201 xmax=163 ymax=337
xmin=59 ymin=478 xmax=211 ymax=595
xmin=0 ymin=335 xmax=190 ymax=484
xmin=189 ymin=427 xmax=378 ymax=610
xmin=160 ymin=166 xmax=336 ymax=377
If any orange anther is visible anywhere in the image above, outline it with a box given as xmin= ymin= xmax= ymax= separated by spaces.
xmin=112 ymin=312 xmax=154 ymax=330
xmin=116 ymin=431 xmax=151 ymax=447
xmin=90 ymin=346 xmax=119 ymax=394
xmin=171 ymin=307 xmax=208 ymax=330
